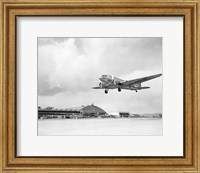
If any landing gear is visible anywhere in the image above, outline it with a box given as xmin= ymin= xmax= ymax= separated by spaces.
xmin=105 ymin=90 xmax=108 ymax=94
xmin=135 ymin=90 xmax=138 ymax=92
xmin=118 ymin=88 xmax=121 ymax=92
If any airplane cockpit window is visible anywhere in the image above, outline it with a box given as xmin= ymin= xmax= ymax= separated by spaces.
xmin=102 ymin=75 xmax=107 ymax=77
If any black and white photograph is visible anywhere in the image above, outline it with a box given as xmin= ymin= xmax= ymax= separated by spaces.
xmin=38 ymin=37 xmax=163 ymax=136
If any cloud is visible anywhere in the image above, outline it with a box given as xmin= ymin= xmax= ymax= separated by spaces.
xmin=38 ymin=37 xmax=162 ymax=113
xmin=38 ymin=38 xmax=98 ymax=96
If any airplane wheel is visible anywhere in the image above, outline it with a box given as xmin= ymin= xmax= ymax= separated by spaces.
xmin=135 ymin=90 xmax=137 ymax=92
xmin=118 ymin=88 xmax=121 ymax=92
xmin=105 ymin=90 xmax=108 ymax=94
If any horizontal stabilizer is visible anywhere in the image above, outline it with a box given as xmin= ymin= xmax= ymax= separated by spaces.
xmin=92 ymin=87 xmax=102 ymax=89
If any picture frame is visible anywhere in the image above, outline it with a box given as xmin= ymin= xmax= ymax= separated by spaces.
xmin=0 ymin=0 xmax=199 ymax=172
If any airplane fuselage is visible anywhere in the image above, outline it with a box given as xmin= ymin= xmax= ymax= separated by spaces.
xmin=99 ymin=75 xmax=124 ymax=84
xmin=93 ymin=73 xmax=162 ymax=94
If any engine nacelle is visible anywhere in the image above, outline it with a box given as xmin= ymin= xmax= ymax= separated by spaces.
xmin=134 ymin=83 xmax=141 ymax=87
xmin=99 ymin=82 xmax=106 ymax=88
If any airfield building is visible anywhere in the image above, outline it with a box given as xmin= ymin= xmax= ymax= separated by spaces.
xmin=38 ymin=104 xmax=108 ymax=119
xmin=81 ymin=104 xmax=107 ymax=118
xmin=119 ymin=112 xmax=130 ymax=118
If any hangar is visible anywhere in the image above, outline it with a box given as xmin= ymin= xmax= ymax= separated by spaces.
xmin=81 ymin=104 xmax=107 ymax=118
xmin=38 ymin=104 xmax=108 ymax=119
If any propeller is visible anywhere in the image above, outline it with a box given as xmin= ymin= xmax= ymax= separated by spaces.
xmin=111 ymin=75 xmax=115 ymax=84
xmin=99 ymin=82 xmax=102 ymax=88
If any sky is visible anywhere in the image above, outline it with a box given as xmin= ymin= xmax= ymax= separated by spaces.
xmin=38 ymin=37 xmax=162 ymax=114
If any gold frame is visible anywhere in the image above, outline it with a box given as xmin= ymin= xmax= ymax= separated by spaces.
xmin=0 ymin=0 xmax=199 ymax=172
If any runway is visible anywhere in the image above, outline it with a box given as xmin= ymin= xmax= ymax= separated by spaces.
xmin=38 ymin=118 xmax=162 ymax=136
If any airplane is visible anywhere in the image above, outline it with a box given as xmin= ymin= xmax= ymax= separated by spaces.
xmin=92 ymin=73 xmax=162 ymax=94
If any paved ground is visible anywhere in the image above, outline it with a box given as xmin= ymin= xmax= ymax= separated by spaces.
xmin=38 ymin=118 xmax=162 ymax=136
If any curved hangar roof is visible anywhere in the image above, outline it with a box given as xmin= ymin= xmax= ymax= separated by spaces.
xmin=81 ymin=104 xmax=107 ymax=115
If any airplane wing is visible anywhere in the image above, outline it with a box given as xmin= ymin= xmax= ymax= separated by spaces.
xmin=136 ymin=86 xmax=150 ymax=90
xmin=121 ymin=73 xmax=162 ymax=86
